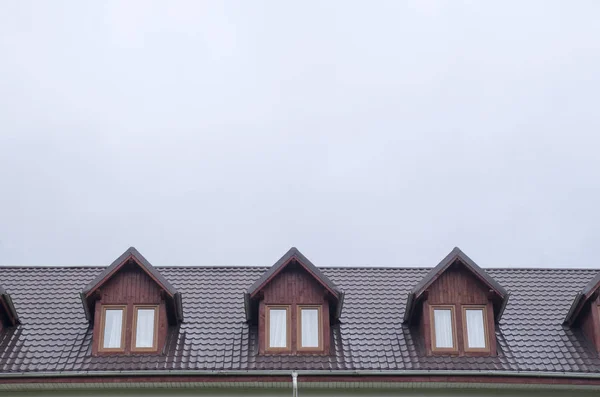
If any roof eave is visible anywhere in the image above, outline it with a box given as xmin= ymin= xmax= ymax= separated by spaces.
xmin=79 ymin=292 xmax=92 ymax=322
xmin=334 ymin=291 xmax=345 ymax=320
xmin=564 ymin=292 xmax=584 ymax=325
xmin=83 ymin=247 xmax=178 ymax=298
xmin=1 ymin=293 xmax=20 ymax=326
xmin=495 ymin=292 xmax=510 ymax=323
xmin=402 ymin=292 xmax=415 ymax=324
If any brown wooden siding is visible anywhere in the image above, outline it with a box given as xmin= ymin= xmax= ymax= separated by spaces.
xmin=422 ymin=263 xmax=497 ymax=356
xmin=579 ymin=297 xmax=600 ymax=352
xmin=258 ymin=264 xmax=330 ymax=355
xmin=91 ymin=261 xmax=168 ymax=356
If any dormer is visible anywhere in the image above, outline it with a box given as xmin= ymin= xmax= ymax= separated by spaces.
xmin=0 ymin=285 xmax=20 ymax=332
xmin=564 ymin=272 xmax=600 ymax=352
xmin=81 ymin=247 xmax=183 ymax=355
xmin=245 ymin=247 xmax=343 ymax=355
xmin=404 ymin=247 xmax=509 ymax=356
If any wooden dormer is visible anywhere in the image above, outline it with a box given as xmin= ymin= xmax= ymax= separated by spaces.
xmin=404 ymin=247 xmax=509 ymax=356
xmin=0 ymin=285 xmax=20 ymax=332
xmin=564 ymin=272 xmax=600 ymax=352
xmin=81 ymin=247 xmax=183 ymax=355
xmin=245 ymin=247 xmax=344 ymax=355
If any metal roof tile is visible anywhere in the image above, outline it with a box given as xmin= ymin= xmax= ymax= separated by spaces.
xmin=0 ymin=266 xmax=599 ymax=373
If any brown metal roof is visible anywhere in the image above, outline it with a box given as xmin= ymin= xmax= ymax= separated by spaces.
xmin=0 ymin=264 xmax=599 ymax=374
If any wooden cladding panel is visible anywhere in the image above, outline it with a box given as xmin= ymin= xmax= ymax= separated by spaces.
xmin=262 ymin=266 xmax=325 ymax=305
xmin=92 ymin=261 xmax=167 ymax=356
xmin=422 ymin=262 xmax=496 ymax=356
xmin=427 ymin=263 xmax=489 ymax=305
xmin=579 ymin=299 xmax=600 ymax=352
xmin=258 ymin=265 xmax=330 ymax=355
xmin=100 ymin=264 xmax=163 ymax=305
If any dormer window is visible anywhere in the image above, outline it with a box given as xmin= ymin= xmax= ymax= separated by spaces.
xmin=81 ymin=247 xmax=183 ymax=355
xmin=99 ymin=306 xmax=126 ymax=352
xmin=133 ymin=305 xmax=159 ymax=351
xmin=298 ymin=305 xmax=322 ymax=350
xmin=431 ymin=306 xmax=456 ymax=351
xmin=245 ymin=247 xmax=344 ymax=355
xmin=404 ymin=247 xmax=508 ymax=357
xmin=266 ymin=305 xmax=290 ymax=351
xmin=463 ymin=306 xmax=488 ymax=351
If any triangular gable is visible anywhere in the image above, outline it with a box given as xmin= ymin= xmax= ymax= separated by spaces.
xmin=81 ymin=247 xmax=183 ymax=323
xmin=0 ymin=284 xmax=19 ymax=327
xmin=404 ymin=247 xmax=509 ymax=324
xmin=564 ymin=272 xmax=600 ymax=325
xmin=245 ymin=247 xmax=344 ymax=320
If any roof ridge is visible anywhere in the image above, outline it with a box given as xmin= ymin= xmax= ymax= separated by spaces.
xmin=0 ymin=265 xmax=598 ymax=271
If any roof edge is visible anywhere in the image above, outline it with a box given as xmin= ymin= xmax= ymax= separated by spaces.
xmin=246 ymin=247 xmax=342 ymax=300
xmin=82 ymin=247 xmax=178 ymax=297
xmin=411 ymin=247 xmax=508 ymax=298
xmin=3 ymin=369 xmax=600 ymax=380
xmin=1 ymin=265 xmax=598 ymax=271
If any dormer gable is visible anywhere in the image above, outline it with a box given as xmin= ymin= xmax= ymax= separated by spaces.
xmin=81 ymin=247 xmax=183 ymax=355
xmin=245 ymin=247 xmax=344 ymax=355
xmin=404 ymin=247 xmax=509 ymax=356
xmin=564 ymin=271 xmax=600 ymax=352
xmin=0 ymin=285 xmax=20 ymax=331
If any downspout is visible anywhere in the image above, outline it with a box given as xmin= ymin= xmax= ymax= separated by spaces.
xmin=292 ymin=371 xmax=298 ymax=397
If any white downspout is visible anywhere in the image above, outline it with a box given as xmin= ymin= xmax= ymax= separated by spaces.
xmin=292 ymin=371 xmax=298 ymax=397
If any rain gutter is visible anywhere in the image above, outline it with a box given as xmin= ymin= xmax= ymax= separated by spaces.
xmin=1 ymin=369 xmax=600 ymax=379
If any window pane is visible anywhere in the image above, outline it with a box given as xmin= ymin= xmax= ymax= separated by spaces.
xmin=135 ymin=308 xmax=156 ymax=348
xmin=103 ymin=309 xmax=123 ymax=349
xmin=466 ymin=309 xmax=486 ymax=348
xmin=301 ymin=309 xmax=319 ymax=348
xmin=269 ymin=309 xmax=287 ymax=348
xmin=433 ymin=309 xmax=453 ymax=348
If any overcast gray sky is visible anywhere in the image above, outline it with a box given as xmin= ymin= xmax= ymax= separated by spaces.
xmin=0 ymin=1 xmax=599 ymax=268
